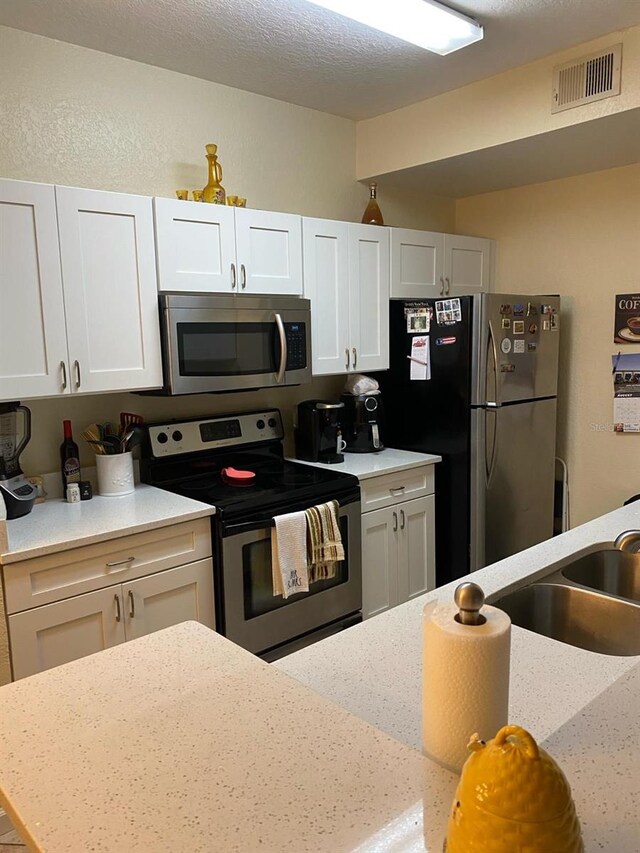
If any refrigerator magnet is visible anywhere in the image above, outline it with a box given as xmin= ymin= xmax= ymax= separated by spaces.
xmin=513 ymin=320 xmax=525 ymax=334
xmin=408 ymin=336 xmax=431 ymax=380
xmin=513 ymin=340 xmax=525 ymax=354
xmin=501 ymin=338 xmax=512 ymax=354
xmin=501 ymin=318 xmax=511 ymax=329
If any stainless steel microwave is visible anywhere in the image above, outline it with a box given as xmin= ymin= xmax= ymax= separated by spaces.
xmin=157 ymin=293 xmax=312 ymax=395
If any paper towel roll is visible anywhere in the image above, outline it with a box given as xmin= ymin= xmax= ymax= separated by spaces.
xmin=422 ymin=600 xmax=511 ymax=773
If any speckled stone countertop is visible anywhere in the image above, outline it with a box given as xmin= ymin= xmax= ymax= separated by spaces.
xmin=277 ymin=499 xmax=640 ymax=851
xmin=0 ymin=621 xmax=442 ymax=853
xmin=288 ymin=446 xmax=441 ymax=479
xmin=0 ymin=485 xmax=214 ymax=565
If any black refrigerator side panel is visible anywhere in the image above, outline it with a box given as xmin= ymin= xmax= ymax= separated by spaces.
xmin=376 ymin=299 xmax=473 ymax=585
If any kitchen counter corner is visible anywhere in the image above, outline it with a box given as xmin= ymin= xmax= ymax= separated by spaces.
xmin=0 ymin=485 xmax=215 ymax=565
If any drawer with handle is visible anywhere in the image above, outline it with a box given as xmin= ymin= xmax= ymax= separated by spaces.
xmin=360 ymin=466 xmax=434 ymax=513
xmin=3 ymin=518 xmax=212 ymax=614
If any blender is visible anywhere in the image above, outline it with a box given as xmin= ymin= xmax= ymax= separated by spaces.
xmin=0 ymin=402 xmax=38 ymax=519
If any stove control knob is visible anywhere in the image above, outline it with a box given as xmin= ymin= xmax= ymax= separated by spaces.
xmin=256 ymin=419 xmax=265 ymax=430
xmin=157 ymin=433 xmax=168 ymax=444
xmin=268 ymin=418 xmax=277 ymax=428
xmin=172 ymin=430 xmax=183 ymax=442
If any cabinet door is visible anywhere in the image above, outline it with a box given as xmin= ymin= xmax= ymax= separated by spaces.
xmin=302 ymin=218 xmax=350 ymax=375
xmin=8 ymin=586 xmax=125 ymax=680
xmin=348 ymin=224 xmax=390 ymax=373
xmin=234 ymin=208 xmax=303 ymax=295
xmin=154 ymin=197 xmax=237 ymax=293
xmin=390 ymin=228 xmax=445 ymax=299
xmin=56 ymin=187 xmax=162 ymax=393
xmin=122 ymin=559 xmax=215 ymax=641
xmin=444 ymin=235 xmax=493 ymax=295
xmin=0 ymin=180 xmax=69 ymax=401
xmin=361 ymin=506 xmax=398 ymax=620
xmin=397 ymin=495 xmax=436 ymax=604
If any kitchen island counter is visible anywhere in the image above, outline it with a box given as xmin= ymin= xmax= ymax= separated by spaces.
xmin=1 ymin=503 xmax=639 ymax=851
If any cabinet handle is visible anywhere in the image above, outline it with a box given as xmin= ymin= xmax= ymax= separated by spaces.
xmin=345 ymin=347 xmax=350 ymax=370
xmin=114 ymin=593 xmax=121 ymax=623
xmin=392 ymin=511 xmax=398 ymax=532
xmin=60 ymin=361 xmax=67 ymax=390
xmin=445 ymin=276 xmax=450 ymax=295
xmin=106 ymin=556 xmax=135 ymax=569
xmin=389 ymin=486 xmax=405 ymax=496
xmin=400 ymin=509 xmax=406 ymax=530
xmin=352 ymin=347 xmax=357 ymax=369
xmin=128 ymin=590 xmax=135 ymax=618
xmin=73 ymin=359 xmax=81 ymax=388
xmin=240 ymin=264 xmax=247 ymax=289
xmin=230 ymin=263 xmax=236 ymax=289
xmin=439 ymin=276 xmax=444 ymax=296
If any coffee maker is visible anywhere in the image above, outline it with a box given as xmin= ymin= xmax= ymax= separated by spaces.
xmin=294 ymin=400 xmax=346 ymax=464
xmin=0 ymin=402 xmax=38 ymax=519
xmin=340 ymin=392 xmax=385 ymax=453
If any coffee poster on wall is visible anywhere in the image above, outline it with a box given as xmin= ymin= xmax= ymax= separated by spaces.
xmin=614 ymin=294 xmax=640 ymax=343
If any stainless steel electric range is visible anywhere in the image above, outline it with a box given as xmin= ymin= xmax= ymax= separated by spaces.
xmin=141 ymin=410 xmax=362 ymax=661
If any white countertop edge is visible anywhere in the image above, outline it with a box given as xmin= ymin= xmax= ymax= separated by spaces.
xmin=0 ymin=485 xmax=215 ymax=565
xmin=288 ymin=446 xmax=442 ymax=480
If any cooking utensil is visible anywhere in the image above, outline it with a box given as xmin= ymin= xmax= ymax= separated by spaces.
xmin=124 ymin=424 xmax=145 ymax=452
xmin=119 ymin=428 xmax=135 ymax=453
xmin=120 ymin=412 xmax=144 ymax=432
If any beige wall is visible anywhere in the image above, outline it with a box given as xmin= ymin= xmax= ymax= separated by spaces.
xmin=0 ymin=25 xmax=455 ymax=478
xmin=456 ymin=163 xmax=640 ymax=526
xmin=357 ymin=26 xmax=640 ymax=179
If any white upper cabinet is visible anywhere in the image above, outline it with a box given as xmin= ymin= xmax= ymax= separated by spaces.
xmin=444 ymin=234 xmax=493 ymax=296
xmin=348 ymin=224 xmax=390 ymax=373
xmin=303 ymin=220 xmax=389 ymax=376
xmin=56 ymin=187 xmax=163 ymax=393
xmin=234 ymin=208 xmax=303 ymax=296
xmin=302 ymin=218 xmax=351 ymax=375
xmin=154 ymin=198 xmax=236 ymax=293
xmin=390 ymin=228 xmax=494 ymax=299
xmin=0 ymin=180 xmax=69 ymax=401
xmin=390 ymin=228 xmax=444 ymax=300
xmin=154 ymin=203 xmax=303 ymax=296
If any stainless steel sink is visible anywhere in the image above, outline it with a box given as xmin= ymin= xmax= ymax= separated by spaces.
xmin=561 ymin=550 xmax=640 ymax=603
xmin=494 ymin=581 xmax=640 ymax=656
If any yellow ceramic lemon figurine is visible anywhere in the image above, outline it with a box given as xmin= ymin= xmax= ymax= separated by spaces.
xmin=445 ymin=725 xmax=583 ymax=852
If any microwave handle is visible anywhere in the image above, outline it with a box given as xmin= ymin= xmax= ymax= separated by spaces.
xmin=275 ymin=313 xmax=287 ymax=384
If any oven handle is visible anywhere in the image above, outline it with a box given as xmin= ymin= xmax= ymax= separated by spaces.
xmin=275 ymin=313 xmax=287 ymax=384
xmin=220 ymin=494 xmax=361 ymax=537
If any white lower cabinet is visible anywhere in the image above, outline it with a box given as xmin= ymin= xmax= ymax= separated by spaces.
xmin=361 ymin=474 xmax=436 ymax=620
xmin=5 ymin=519 xmax=215 ymax=680
xmin=9 ymin=559 xmax=214 ymax=680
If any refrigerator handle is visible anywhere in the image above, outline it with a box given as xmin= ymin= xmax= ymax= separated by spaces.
xmin=485 ymin=407 xmax=499 ymax=488
xmin=487 ymin=320 xmax=500 ymax=406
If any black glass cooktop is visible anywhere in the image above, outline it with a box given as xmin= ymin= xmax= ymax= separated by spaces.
xmin=146 ymin=448 xmax=359 ymax=522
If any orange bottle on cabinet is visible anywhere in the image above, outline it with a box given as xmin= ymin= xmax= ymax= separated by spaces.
xmin=202 ymin=144 xmax=226 ymax=204
xmin=361 ymin=181 xmax=384 ymax=226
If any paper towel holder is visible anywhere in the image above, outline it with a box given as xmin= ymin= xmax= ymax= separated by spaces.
xmin=454 ymin=582 xmax=487 ymax=626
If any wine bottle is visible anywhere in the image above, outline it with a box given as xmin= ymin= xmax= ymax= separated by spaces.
xmin=60 ymin=420 xmax=81 ymax=493
xmin=361 ymin=181 xmax=384 ymax=226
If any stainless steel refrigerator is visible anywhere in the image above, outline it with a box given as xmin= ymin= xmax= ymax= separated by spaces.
xmin=377 ymin=293 xmax=560 ymax=586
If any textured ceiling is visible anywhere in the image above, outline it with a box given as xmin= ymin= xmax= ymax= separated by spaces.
xmin=0 ymin=0 xmax=638 ymax=119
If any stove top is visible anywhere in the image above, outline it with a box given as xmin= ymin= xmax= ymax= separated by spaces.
xmin=141 ymin=410 xmax=359 ymax=523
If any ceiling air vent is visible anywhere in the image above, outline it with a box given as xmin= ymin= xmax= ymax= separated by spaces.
xmin=552 ymin=44 xmax=622 ymax=113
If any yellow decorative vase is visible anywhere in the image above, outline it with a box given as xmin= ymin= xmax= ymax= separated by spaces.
xmin=445 ymin=725 xmax=583 ymax=853
xmin=202 ymin=143 xmax=226 ymax=204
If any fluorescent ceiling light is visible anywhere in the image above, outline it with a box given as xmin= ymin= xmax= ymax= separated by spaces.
xmin=304 ymin=0 xmax=483 ymax=55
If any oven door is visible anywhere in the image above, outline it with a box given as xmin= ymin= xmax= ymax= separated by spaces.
xmin=162 ymin=297 xmax=311 ymax=394
xmin=219 ymin=496 xmax=362 ymax=656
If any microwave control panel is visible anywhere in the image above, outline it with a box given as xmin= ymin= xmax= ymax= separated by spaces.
xmin=284 ymin=323 xmax=307 ymax=369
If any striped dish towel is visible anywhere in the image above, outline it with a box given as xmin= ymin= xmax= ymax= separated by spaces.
xmin=305 ymin=500 xmax=345 ymax=582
